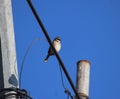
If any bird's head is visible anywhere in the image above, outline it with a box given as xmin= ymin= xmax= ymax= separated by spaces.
xmin=54 ymin=37 xmax=61 ymax=42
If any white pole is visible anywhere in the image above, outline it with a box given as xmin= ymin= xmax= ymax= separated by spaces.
xmin=0 ymin=0 xmax=19 ymax=98
xmin=76 ymin=60 xmax=90 ymax=99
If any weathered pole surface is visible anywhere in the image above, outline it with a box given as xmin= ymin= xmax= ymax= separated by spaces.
xmin=76 ymin=60 xmax=90 ymax=99
xmin=0 ymin=0 xmax=19 ymax=98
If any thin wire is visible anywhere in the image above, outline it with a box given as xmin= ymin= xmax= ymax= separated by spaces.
xmin=19 ymin=37 xmax=45 ymax=88
xmin=58 ymin=63 xmax=66 ymax=90
xmin=58 ymin=63 xmax=73 ymax=99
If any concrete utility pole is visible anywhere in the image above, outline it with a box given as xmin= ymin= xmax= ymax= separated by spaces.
xmin=0 ymin=0 xmax=19 ymax=98
xmin=76 ymin=60 xmax=90 ymax=99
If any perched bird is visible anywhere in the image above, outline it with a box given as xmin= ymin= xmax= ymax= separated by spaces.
xmin=44 ymin=37 xmax=61 ymax=62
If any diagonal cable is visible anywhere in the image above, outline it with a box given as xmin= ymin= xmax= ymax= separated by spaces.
xmin=26 ymin=0 xmax=80 ymax=99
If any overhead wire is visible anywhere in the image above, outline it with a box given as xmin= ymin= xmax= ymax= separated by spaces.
xmin=19 ymin=36 xmax=73 ymax=99
xmin=58 ymin=63 xmax=73 ymax=99
xmin=19 ymin=37 xmax=45 ymax=88
xmin=19 ymin=37 xmax=73 ymax=99
xmin=26 ymin=1 xmax=81 ymax=99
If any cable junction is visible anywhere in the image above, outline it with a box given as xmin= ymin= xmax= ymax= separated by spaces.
xmin=0 ymin=87 xmax=32 ymax=99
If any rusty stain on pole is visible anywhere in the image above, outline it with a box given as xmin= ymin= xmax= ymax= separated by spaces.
xmin=76 ymin=60 xmax=90 ymax=99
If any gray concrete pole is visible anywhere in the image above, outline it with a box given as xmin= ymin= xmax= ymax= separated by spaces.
xmin=0 ymin=0 xmax=19 ymax=98
xmin=76 ymin=60 xmax=90 ymax=99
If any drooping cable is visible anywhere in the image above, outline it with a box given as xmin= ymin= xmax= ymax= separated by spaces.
xmin=58 ymin=63 xmax=66 ymax=90
xmin=58 ymin=63 xmax=73 ymax=99
xmin=19 ymin=37 xmax=45 ymax=88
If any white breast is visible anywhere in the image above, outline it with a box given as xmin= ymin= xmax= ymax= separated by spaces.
xmin=54 ymin=41 xmax=61 ymax=52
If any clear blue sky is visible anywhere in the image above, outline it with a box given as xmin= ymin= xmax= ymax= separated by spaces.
xmin=12 ymin=0 xmax=120 ymax=99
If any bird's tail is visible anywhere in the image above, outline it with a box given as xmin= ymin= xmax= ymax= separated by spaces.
xmin=44 ymin=54 xmax=50 ymax=62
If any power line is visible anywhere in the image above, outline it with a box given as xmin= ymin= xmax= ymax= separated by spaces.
xmin=26 ymin=0 xmax=80 ymax=99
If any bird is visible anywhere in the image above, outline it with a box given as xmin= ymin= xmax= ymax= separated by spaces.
xmin=44 ymin=37 xmax=61 ymax=62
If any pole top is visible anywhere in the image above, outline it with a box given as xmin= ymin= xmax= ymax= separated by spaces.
xmin=77 ymin=60 xmax=91 ymax=66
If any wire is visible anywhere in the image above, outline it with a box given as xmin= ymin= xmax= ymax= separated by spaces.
xmin=58 ymin=63 xmax=66 ymax=90
xmin=26 ymin=1 xmax=80 ymax=99
xmin=58 ymin=63 xmax=73 ymax=99
xmin=19 ymin=37 xmax=45 ymax=88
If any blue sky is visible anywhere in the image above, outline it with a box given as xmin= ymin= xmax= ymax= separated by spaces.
xmin=12 ymin=0 xmax=120 ymax=99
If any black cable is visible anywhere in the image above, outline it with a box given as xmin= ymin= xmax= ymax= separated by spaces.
xmin=0 ymin=88 xmax=32 ymax=99
xmin=26 ymin=1 xmax=80 ymax=99
xmin=19 ymin=37 xmax=45 ymax=88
